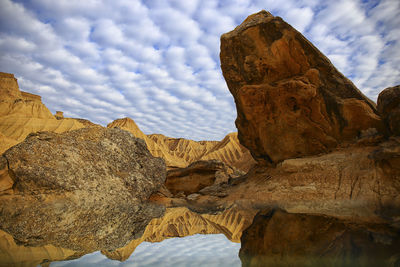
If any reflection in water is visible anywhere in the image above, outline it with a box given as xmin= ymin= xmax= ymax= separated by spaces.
xmin=51 ymin=234 xmax=241 ymax=267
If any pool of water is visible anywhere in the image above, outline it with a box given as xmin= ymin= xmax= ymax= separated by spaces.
xmin=50 ymin=234 xmax=241 ymax=267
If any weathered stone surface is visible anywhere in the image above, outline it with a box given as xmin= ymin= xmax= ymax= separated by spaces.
xmin=165 ymin=160 xmax=243 ymax=196
xmin=377 ymin=85 xmax=400 ymax=136
xmin=240 ymin=209 xmax=400 ymax=267
xmin=0 ymin=127 xmax=166 ymax=252
xmin=222 ymin=142 xmax=400 ymax=220
xmin=220 ymin=11 xmax=382 ymax=164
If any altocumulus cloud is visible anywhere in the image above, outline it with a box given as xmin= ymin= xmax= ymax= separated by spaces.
xmin=0 ymin=0 xmax=399 ymax=140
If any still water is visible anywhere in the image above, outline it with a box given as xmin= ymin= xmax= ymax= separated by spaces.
xmin=49 ymin=234 xmax=241 ymax=267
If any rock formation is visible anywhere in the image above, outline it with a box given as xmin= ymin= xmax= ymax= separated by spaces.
xmin=0 ymin=72 xmax=85 ymax=153
xmin=217 ymin=11 xmax=400 ymax=266
xmin=377 ymin=85 xmax=400 ymax=136
xmin=165 ymin=160 xmax=243 ymax=196
xmin=220 ymin=11 xmax=382 ymax=164
xmin=240 ymin=209 xmax=400 ymax=267
xmin=0 ymin=128 xmax=166 ymax=252
xmin=108 ymin=118 xmax=256 ymax=171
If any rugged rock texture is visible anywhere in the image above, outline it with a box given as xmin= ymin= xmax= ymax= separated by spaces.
xmin=108 ymin=118 xmax=256 ymax=171
xmin=220 ymin=11 xmax=382 ymax=164
xmin=165 ymin=160 xmax=243 ymax=196
xmin=222 ymin=142 xmax=400 ymax=220
xmin=377 ymin=85 xmax=400 ymax=136
xmin=0 ymin=72 xmax=85 ymax=153
xmin=0 ymin=127 xmax=166 ymax=252
xmin=102 ymin=206 xmax=256 ymax=261
xmin=107 ymin=117 xmax=150 ymax=143
xmin=240 ymin=209 xmax=400 ymax=267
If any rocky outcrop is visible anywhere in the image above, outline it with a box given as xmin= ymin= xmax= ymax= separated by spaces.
xmin=377 ymin=85 xmax=400 ymax=136
xmin=222 ymin=142 xmax=400 ymax=220
xmin=0 ymin=72 xmax=85 ymax=153
xmin=108 ymin=118 xmax=256 ymax=172
xmin=107 ymin=117 xmax=150 ymax=144
xmin=165 ymin=160 xmax=243 ymax=196
xmin=240 ymin=209 xmax=400 ymax=267
xmin=220 ymin=11 xmax=382 ymax=164
xmin=0 ymin=127 xmax=166 ymax=252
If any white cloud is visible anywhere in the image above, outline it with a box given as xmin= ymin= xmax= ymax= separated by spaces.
xmin=1 ymin=0 xmax=399 ymax=141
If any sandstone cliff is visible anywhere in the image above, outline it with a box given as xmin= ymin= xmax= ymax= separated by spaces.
xmin=0 ymin=73 xmax=85 ymax=153
xmin=220 ymin=11 xmax=383 ymax=165
xmin=108 ymin=118 xmax=256 ymax=171
xmin=218 ymin=11 xmax=400 ymax=266
xmin=0 ymin=128 xmax=166 ymax=252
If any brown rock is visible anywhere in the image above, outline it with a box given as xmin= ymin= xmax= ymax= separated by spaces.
xmin=108 ymin=117 xmax=255 ymax=172
xmin=220 ymin=11 xmax=382 ymax=164
xmin=0 ymin=72 xmax=85 ymax=153
xmin=0 ymin=127 xmax=166 ymax=252
xmin=239 ymin=209 xmax=400 ymax=267
xmin=377 ymin=85 xmax=400 ymax=136
xmin=165 ymin=160 xmax=243 ymax=196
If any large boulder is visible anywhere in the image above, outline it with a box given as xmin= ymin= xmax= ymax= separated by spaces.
xmin=377 ymin=85 xmax=400 ymax=136
xmin=240 ymin=209 xmax=400 ymax=267
xmin=0 ymin=127 xmax=166 ymax=252
xmin=220 ymin=11 xmax=382 ymax=164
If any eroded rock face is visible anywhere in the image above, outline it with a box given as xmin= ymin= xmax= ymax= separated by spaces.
xmin=240 ymin=209 xmax=400 ymax=267
xmin=220 ymin=11 xmax=382 ymax=164
xmin=378 ymin=85 xmax=400 ymax=136
xmin=165 ymin=160 xmax=243 ymax=196
xmin=0 ymin=127 xmax=166 ymax=252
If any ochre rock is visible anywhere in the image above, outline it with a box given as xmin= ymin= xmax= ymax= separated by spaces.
xmin=222 ymin=142 xmax=400 ymax=219
xmin=165 ymin=160 xmax=243 ymax=196
xmin=107 ymin=117 xmax=150 ymax=144
xmin=0 ymin=128 xmax=166 ymax=252
xmin=108 ymin=118 xmax=255 ymax=172
xmin=377 ymin=85 xmax=400 ymax=136
xmin=0 ymin=72 xmax=85 ymax=153
xmin=220 ymin=11 xmax=382 ymax=164
xmin=239 ymin=209 xmax=400 ymax=267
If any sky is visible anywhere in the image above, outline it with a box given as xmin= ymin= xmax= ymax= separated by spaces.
xmin=0 ymin=0 xmax=399 ymax=141
xmin=51 ymin=234 xmax=241 ymax=267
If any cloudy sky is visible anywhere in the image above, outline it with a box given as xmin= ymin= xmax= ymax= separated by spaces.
xmin=0 ymin=0 xmax=399 ymax=141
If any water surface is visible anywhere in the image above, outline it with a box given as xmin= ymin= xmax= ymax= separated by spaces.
xmin=50 ymin=234 xmax=241 ymax=267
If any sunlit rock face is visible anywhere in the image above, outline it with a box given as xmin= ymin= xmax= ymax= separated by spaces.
xmin=108 ymin=118 xmax=256 ymax=172
xmin=239 ymin=209 xmax=400 ymax=267
xmin=377 ymin=85 xmax=400 ymax=136
xmin=0 ymin=72 xmax=85 ymax=153
xmin=220 ymin=11 xmax=383 ymax=165
xmin=0 ymin=127 xmax=166 ymax=252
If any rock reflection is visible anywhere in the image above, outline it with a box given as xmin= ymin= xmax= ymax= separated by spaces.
xmin=0 ymin=206 xmax=254 ymax=266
